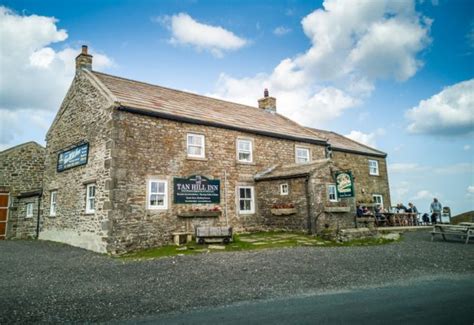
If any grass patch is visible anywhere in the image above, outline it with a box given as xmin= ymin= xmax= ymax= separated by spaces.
xmin=119 ymin=231 xmax=399 ymax=260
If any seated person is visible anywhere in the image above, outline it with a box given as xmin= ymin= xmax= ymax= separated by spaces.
xmin=396 ymin=203 xmax=407 ymax=213
xmin=374 ymin=204 xmax=386 ymax=224
xmin=356 ymin=204 xmax=364 ymax=218
xmin=406 ymin=202 xmax=418 ymax=214
xmin=362 ymin=206 xmax=370 ymax=215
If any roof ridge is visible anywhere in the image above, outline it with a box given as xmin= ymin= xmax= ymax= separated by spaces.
xmin=0 ymin=141 xmax=44 ymax=155
xmin=93 ymin=71 xmax=264 ymax=112
xmin=328 ymin=130 xmax=386 ymax=155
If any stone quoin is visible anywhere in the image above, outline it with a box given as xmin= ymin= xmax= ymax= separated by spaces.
xmin=0 ymin=46 xmax=391 ymax=253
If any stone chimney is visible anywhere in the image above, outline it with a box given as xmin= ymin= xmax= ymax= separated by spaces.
xmin=258 ymin=88 xmax=276 ymax=112
xmin=75 ymin=45 xmax=93 ymax=71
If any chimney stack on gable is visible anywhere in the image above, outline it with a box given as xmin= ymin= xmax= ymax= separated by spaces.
xmin=258 ymin=88 xmax=276 ymax=113
xmin=75 ymin=45 xmax=93 ymax=71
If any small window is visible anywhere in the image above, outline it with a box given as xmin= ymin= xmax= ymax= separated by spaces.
xmin=238 ymin=186 xmax=255 ymax=214
xmin=280 ymin=184 xmax=289 ymax=195
xmin=237 ymin=139 xmax=253 ymax=162
xmin=369 ymin=160 xmax=379 ymax=175
xmin=328 ymin=185 xmax=338 ymax=202
xmin=373 ymin=194 xmax=383 ymax=208
xmin=148 ymin=180 xmax=168 ymax=210
xmin=50 ymin=191 xmax=57 ymax=216
xmin=187 ymin=133 xmax=205 ymax=158
xmin=86 ymin=184 xmax=96 ymax=214
xmin=296 ymin=147 xmax=310 ymax=164
xmin=26 ymin=203 xmax=34 ymax=218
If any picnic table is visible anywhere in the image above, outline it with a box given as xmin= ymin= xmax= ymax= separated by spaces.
xmin=431 ymin=224 xmax=474 ymax=244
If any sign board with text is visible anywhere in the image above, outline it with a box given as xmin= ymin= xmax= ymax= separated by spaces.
xmin=174 ymin=175 xmax=220 ymax=204
xmin=335 ymin=171 xmax=354 ymax=198
xmin=57 ymin=143 xmax=89 ymax=172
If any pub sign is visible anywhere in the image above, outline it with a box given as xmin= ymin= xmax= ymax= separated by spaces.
xmin=174 ymin=175 xmax=220 ymax=204
xmin=57 ymin=143 xmax=89 ymax=172
xmin=335 ymin=171 xmax=354 ymax=198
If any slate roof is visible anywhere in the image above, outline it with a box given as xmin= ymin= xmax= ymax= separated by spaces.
xmin=255 ymin=159 xmax=332 ymax=181
xmin=90 ymin=71 xmax=326 ymax=144
xmin=306 ymin=127 xmax=386 ymax=157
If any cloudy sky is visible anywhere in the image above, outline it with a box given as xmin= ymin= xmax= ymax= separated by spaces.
xmin=0 ymin=0 xmax=473 ymax=215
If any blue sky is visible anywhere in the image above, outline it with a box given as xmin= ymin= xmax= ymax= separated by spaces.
xmin=0 ymin=0 xmax=473 ymax=215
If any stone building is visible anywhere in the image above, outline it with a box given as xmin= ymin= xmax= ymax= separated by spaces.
xmin=0 ymin=142 xmax=45 ymax=239
xmin=33 ymin=46 xmax=391 ymax=254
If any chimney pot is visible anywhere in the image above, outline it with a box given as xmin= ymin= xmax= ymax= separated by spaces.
xmin=258 ymin=89 xmax=276 ymax=113
xmin=76 ymin=45 xmax=93 ymax=71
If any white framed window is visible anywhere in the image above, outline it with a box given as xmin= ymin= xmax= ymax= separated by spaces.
xmin=295 ymin=147 xmax=310 ymax=164
xmin=26 ymin=203 xmax=34 ymax=218
xmin=373 ymin=194 xmax=383 ymax=208
xmin=237 ymin=139 xmax=253 ymax=162
xmin=369 ymin=160 xmax=379 ymax=176
xmin=328 ymin=184 xmax=338 ymax=202
xmin=187 ymin=133 xmax=205 ymax=158
xmin=238 ymin=186 xmax=255 ymax=214
xmin=280 ymin=183 xmax=289 ymax=195
xmin=148 ymin=179 xmax=168 ymax=210
xmin=86 ymin=184 xmax=96 ymax=214
xmin=50 ymin=191 xmax=57 ymax=216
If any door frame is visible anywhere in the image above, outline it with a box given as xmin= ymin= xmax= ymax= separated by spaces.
xmin=0 ymin=191 xmax=10 ymax=240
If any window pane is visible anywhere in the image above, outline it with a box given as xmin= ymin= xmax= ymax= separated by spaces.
xmin=157 ymin=182 xmax=165 ymax=194
xmin=151 ymin=182 xmax=157 ymax=193
xmin=188 ymin=145 xmax=202 ymax=156
xmin=156 ymin=195 xmax=165 ymax=206
xmin=239 ymin=152 xmax=250 ymax=161
xmin=238 ymin=140 xmax=250 ymax=151
xmin=150 ymin=194 xmax=158 ymax=206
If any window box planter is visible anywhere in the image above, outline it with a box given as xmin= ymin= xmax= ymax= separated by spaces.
xmin=177 ymin=211 xmax=221 ymax=218
xmin=324 ymin=206 xmax=350 ymax=213
xmin=271 ymin=208 xmax=297 ymax=216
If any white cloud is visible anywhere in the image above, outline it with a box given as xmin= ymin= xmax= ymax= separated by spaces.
xmin=434 ymin=163 xmax=473 ymax=175
xmin=159 ymin=13 xmax=247 ymax=57
xmin=406 ymin=79 xmax=474 ymax=136
xmin=344 ymin=128 xmax=385 ymax=148
xmin=467 ymin=185 xmax=474 ymax=197
xmin=209 ymin=0 xmax=430 ymax=126
xmin=413 ymin=190 xmax=435 ymax=200
xmin=464 ymin=144 xmax=471 ymax=151
xmin=273 ymin=26 xmax=292 ymax=36
xmin=389 ymin=163 xmax=425 ymax=173
xmin=0 ymin=6 xmax=113 ymax=148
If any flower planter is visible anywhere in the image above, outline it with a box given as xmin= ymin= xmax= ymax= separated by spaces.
xmin=271 ymin=208 xmax=297 ymax=216
xmin=324 ymin=206 xmax=350 ymax=213
xmin=177 ymin=211 xmax=221 ymax=218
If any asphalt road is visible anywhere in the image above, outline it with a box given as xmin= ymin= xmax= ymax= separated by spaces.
xmin=1 ymin=231 xmax=473 ymax=323
xmin=136 ymin=276 xmax=474 ymax=325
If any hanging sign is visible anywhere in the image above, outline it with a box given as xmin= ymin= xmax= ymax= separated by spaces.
xmin=335 ymin=171 xmax=354 ymax=198
xmin=174 ymin=175 xmax=220 ymax=204
xmin=57 ymin=143 xmax=89 ymax=172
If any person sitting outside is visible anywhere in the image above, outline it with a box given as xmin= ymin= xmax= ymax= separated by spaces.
xmin=374 ymin=204 xmax=387 ymax=225
xmin=356 ymin=204 xmax=364 ymax=218
xmin=406 ymin=203 xmax=419 ymax=225
xmin=396 ymin=203 xmax=408 ymax=213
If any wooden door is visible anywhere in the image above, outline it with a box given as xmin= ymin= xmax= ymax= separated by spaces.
xmin=0 ymin=192 xmax=9 ymax=240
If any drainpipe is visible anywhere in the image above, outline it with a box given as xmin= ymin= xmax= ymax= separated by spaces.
xmin=36 ymin=195 xmax=41 ymax=239
xmin=224 ymin=170 xmax=228 ymax=227
xmin=305 ymin=176 xmax=312 ymax=234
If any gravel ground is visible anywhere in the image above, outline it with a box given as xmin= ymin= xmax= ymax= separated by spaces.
xmin=1 ymin=231 xmax=473 ymax=323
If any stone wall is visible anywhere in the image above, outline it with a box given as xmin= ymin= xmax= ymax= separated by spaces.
xmin=40 ymin=71 xmax=114 ymax=253
xmin=256 ymin=177 xmax=309 ymax=231
xmin=107 ymin=110 xmax=327 ymax=253
xmin=0 ymin=142 xmax=45 ymax=239
xmin=332 ymin=151 xmax=391 ymax=208
xmin=13 ymin=197 xmax=40 ymax=239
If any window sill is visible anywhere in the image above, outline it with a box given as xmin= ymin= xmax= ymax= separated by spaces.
xmin=238 ymin=211 xmax=255 ymax=215
xmin=85 ymin=212 xmax=95 ymax=215
xmin=237 ymin=161 xmax=256 ymax=166
xmin=186 ymin=156 xmax=208 ymax=161
xmin=25 ymin=216 xmax=33 ymax=219
xmin=369 ymin=174 xmax=380 ymax=176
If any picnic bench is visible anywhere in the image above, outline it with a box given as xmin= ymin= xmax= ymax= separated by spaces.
xmin=431 ymin=224 xmax=474 ymax=244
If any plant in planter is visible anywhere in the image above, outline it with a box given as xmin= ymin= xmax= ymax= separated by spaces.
xmin=271 ymin=203 xmax=297 ymax=216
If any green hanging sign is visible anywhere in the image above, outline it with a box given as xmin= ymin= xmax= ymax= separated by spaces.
xmin=335 ymin=171 xmax=354 ymax=198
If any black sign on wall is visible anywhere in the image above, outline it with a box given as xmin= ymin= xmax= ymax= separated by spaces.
xmin=57 ymin=143 xmax=89 ymax=172
xmin=174 ymin=175 xmax=220 ymax=204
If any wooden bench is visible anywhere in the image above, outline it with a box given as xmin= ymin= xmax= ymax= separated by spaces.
xmin=195 ymin=226 xmax=233 ymax=244
xmin=431 ymin=224 xmax=474 ymax=244
xmin=171 ymin=232 xmax=193 ymax=246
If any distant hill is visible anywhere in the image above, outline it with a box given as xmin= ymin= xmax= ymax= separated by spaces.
xmin=451 ymin=211 xmax=474 ymax=224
